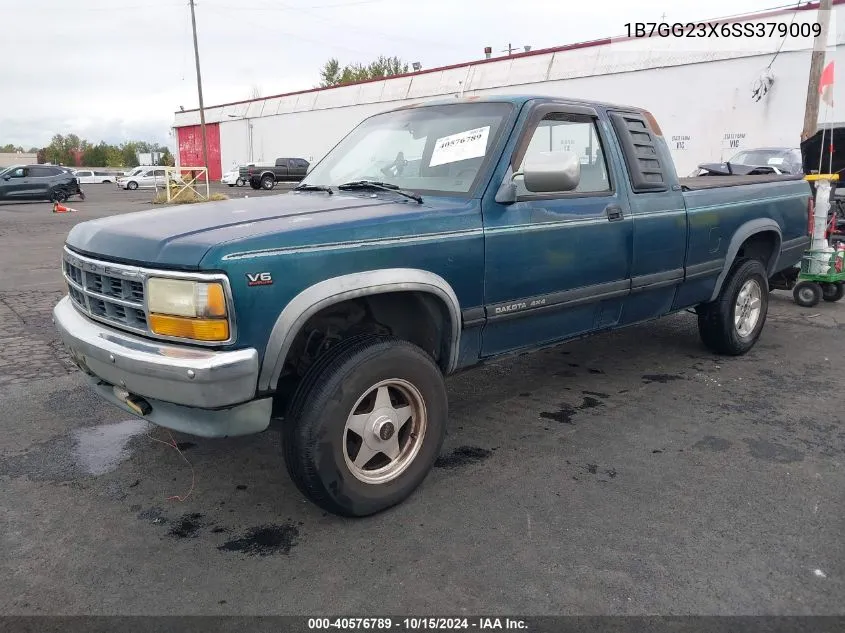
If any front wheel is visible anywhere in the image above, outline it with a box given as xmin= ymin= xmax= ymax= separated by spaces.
xmin=697 ymin=258 xmax=769 ymax=355
xmin=283 ymin=336 xmax=448 ymax=517
xmin=821 ymin=281 xmax=844 ymax=302
xmin=236 ymin=178 xmax=245 ymax=187
xmin=127 ymin=181 xmax=138 ymax=190
xmin=793 ymin=281 xmax=822 ymax=307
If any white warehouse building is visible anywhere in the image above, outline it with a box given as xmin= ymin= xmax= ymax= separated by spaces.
xmin=173 ymin=0 xmax=844 ymax=181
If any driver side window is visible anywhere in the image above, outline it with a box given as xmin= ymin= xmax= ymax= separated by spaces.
xmin=10 ymin=168 xmax=27 ymax=178
xmin=516 ymin=115 xmax=611 ymax=196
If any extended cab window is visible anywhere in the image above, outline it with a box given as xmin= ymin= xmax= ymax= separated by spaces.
xmin=517 ymin=115 xmax=611 ymax=196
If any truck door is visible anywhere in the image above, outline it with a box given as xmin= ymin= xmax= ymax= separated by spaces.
xmin=275 ymin=159 xmax=289 ymax=180
xmin=480 ymin=102 xmax=634 ymax=356
xmin=605 ymin=109 xmax=688 ymax=323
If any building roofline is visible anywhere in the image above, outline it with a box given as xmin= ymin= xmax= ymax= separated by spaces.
xmin=175 ymin=0 xmax=842 ymax=115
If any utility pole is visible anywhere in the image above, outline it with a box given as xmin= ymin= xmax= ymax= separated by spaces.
xmin=801 ymin=0 xmax=833 ymax=141
xmin=189 ymin=0 xmax=209 ymax=181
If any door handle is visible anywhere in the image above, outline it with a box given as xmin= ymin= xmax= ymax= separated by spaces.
xmin=605 ymin=205 xmax=624 ymax=221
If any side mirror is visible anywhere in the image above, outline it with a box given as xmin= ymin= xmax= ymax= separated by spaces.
xmin=520 ymin=151 xmax=581 ymax=193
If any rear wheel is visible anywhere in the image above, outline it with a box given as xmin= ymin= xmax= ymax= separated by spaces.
xmin=282 ymin=336 xmax=448 ymax=517
xmin=249 ymin=179 xmax=261 ymax=190
xmin=261 ymin=175 xmax=275 ymax=190
xmin=697 ymin=258 xmax=769 ymax=355
xmin=793 ymin=281 xmax=822 ymax=307
xmin=821 ymin=281 xmax=844 ymax=302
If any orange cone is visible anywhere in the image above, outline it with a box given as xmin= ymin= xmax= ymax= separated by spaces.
xmin=53 ymin=202 xmax=74 ymax=213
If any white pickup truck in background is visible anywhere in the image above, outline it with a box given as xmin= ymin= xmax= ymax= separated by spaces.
xmin=72 ymin=169 xmax=116 ymax=184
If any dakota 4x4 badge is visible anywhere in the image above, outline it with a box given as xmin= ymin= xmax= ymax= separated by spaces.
xmin=246 ymin=272 xmax=273 ymax=286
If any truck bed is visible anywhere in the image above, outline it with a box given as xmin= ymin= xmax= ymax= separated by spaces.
xmin=679 ymin=174 xmax=804 ymax=190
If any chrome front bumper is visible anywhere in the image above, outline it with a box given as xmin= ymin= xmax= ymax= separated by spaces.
xmin=53 ymin=296 xmax=271 ymax=437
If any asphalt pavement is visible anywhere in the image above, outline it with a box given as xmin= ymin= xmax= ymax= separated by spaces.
xmin=0 ymin=185 xmax=843 ymax=615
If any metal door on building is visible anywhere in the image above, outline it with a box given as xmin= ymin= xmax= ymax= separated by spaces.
xmin=177 ymin=123 xmax=222 ymax=181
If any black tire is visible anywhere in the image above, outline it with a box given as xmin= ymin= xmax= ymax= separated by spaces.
xmin=260 ymin=175 xmax=275 ymax=190
xmin=793 ymin=281 xmax=822 ymax=307
xmin=697 ymin=258 xmax=769 ymax=355
xmin=127 ymin=181 xmax=138 ymax=190
xmin=821 ymin=281 xmax=844 ymax=302
xmin=249 ymin=179 xmax=261 ymax=190
xmin=227 ymin=184 xmax=235 ymax=187
xmin=283 ymin=336 xmax=448 ymax=517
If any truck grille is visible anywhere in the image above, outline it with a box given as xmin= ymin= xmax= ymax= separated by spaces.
xmin=62 ymin=250 xmax=148 ymax=334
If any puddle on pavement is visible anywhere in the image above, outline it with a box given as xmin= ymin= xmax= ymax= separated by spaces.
xmin=72 ymin=419 xmax=151 ymax=476
xmin=218 ymin=523 xmax=300 ymax=556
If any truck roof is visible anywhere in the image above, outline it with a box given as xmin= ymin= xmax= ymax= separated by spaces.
xmin=394 ymin=94 xmax=646 ymax=113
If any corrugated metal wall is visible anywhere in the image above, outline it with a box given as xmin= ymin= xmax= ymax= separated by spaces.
xmin=177 ymin=123 xmax=222 ymax=180
xmin=175 ymin=4 xmax=844 ymax=178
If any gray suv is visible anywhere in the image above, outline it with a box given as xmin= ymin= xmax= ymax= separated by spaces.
xmin=0 ymin=164 xmax=85 ymax=202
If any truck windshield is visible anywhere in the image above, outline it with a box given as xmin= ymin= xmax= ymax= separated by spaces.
xmin=300 ymin=102 xmax=513 ymax=196
xmin=730 ymin=150 xmax=790 ymax=167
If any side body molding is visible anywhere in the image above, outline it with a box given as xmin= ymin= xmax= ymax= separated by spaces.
xmin=708 ymin=218 xmax=782 ymax=302
xmin=258 ymin=268 xmax=463 ymax=392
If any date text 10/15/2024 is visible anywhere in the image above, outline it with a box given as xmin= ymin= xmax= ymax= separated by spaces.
xmin=307 ymin=618 xmax=528 ymax=630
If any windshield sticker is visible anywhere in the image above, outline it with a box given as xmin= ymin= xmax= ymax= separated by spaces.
xmin=767 ymin=157 xmax=784 ymax=165
xmin=429 ymin=126 xmax=490 ymax=167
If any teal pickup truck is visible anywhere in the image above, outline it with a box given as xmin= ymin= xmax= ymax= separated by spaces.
xmin=54 ymin=96 xmax=811 ymax=517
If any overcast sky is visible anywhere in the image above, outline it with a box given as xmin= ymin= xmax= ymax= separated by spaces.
xmin=2 ymin=0 xmax=783 ymax=149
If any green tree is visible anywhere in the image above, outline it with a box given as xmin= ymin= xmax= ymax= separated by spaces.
xmin=120 ymin=142 xmax=139 ymax=167
xmin=0 ymin=143 xmax=24 ymax=153
xmin=82 ymin=142 xmax=110 ymax=167
xmin=158 ymin=148 xmax=175 ymax=167
xmin=27 ymin=147 xmax=39 ymax=153
xmin=105 ymin=146 xmax=123 ymax=168
xmin=319 ymin=55 xmax=409 ymax=87
xmin=36 ymin=148 xmax=47 ymax=164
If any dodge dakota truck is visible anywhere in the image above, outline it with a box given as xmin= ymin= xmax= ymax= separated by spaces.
xmin=54 ymin=96 xmax=812 ymax=517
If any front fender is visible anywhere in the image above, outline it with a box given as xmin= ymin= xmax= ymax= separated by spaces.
xmin=257 ymin=268 xmax=462 ymax=392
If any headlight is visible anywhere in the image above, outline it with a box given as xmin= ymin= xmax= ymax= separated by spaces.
xmin=146 ymin=278 xmax=229 ymax=342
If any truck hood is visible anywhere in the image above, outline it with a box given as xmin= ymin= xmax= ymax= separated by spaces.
xmin=65 ymin=192 xmax=406 ymax=269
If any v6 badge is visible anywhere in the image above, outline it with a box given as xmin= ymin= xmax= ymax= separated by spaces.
xmin=246 ymin=272 xmax=273 ymax=286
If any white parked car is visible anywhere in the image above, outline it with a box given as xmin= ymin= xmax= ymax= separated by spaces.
xmin=221 ymin=168 xmax=245 ymax=187
xmin=73 ymin=169 xmax=115 ymax=184
xmin=116 ymin=166 xmax=156 ymax=189
xmin=119 ymin=168 xmax=183 ymax=190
